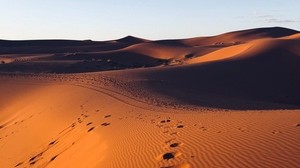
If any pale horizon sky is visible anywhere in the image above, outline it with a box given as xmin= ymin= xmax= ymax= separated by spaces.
xmin=0 ymin=0 xmax=299 ymax=41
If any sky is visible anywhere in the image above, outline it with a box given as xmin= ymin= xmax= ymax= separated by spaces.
xmin=0 ymin=0 xmax=299 ymax=41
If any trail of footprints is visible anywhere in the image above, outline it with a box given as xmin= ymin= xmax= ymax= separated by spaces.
xmin=11 ymin=103 xmax=300 ymax=167
xmin=122 ymin=113 xmax=300 ymax=168
xmin=149 ymin=116 xmax=300 ymax=168
xmin=14 ymin=104 xmax=112 ymax=167
xmin=152 ymin=117 xmax=188 ymax=167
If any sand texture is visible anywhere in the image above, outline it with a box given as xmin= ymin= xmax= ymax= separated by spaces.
xmin=1 ymin=27 xmax=300 ymax=168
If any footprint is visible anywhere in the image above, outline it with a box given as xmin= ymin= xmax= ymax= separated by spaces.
xmin=48 ymin=140 xmax=57 ymax=146
xmin=29 ymin=153 xmax=42 ymax=162
xmin=88 ymin=127 xmax=95 ymax=132
xmin=30 ymin=161 xmax=36 ymax=165
xmin=50 ymin=155 xmax=58 ymax=161
xmin=71 ymin=123 xmax=76 ymax=128
xmin=81 ymin=114 xmax=88 ymax=118
xmin=177 ymin=125 xmax=184 ymax=128
xmin=200 ymin=126 xmax=207 ymax=131
xmin=271 ymin=130 xmax=281 ymax=134
xmin=101 ymin=123 xmax=110 ymax=126
xmin=170 ymin=143 xmax=179 ymax=148
xmin=86 ymin=122 xmax=92 ymax=126
xmin=163 ymin=152 xmax=175 ymax=160
xmin=28 ymin=152 xmax=43 ymax=165
xmin=296 ymin=123 xmax=300 ymax=127
xmin=104 ymin=115 xmax=111 ymax=118
xmin=15 ymin=162 xmax=23 ymax=167
xmin=77 ymin=118 xmax=82 ymax=123
xmin=238 ymin=128 xmax=244 ymax=132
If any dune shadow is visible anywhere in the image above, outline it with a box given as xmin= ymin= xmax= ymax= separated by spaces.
xmin=139 ymin=51 xmax=300 ymax=110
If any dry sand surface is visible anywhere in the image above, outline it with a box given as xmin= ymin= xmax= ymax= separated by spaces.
xmin=1 ymin=27 xmax=300 ymax=168
xmin=0 ymin=74 xmax=299 ymax=168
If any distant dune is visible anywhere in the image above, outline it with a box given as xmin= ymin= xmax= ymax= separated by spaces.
xmin=1 ymin=27 xmax=300 ymax=168
xmin=115 ymin=35 xmax=150 ymax=44
xmin=1 ymin=27 xmax=300 ymax=109
xmin=124 ymin=37 xmax=300 ymax=109
xmin=0 ymin=27 xmax=299 ymax=72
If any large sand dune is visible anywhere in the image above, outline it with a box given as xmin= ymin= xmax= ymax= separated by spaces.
xmin=1 ymin=27 xmax=300 ymax=168
xmin=138 ymin=37 xmax=300 ymax=109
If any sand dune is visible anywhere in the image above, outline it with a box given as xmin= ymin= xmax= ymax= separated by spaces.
xmin=115 ymin=35 xmax=150 ymax=44
xmin=0 ymin=75 xmax=300 ymax=168
xmin=111 ymin=33 xmax=300 ymax=109
xmin=182 ymin=27 xmax=299 ymax=46
xmin=186 ymin=43 xmax=252 ymax=64
xmin=0 ymin=27 xmax=299 ymax=73
xmin=187 ymin=35 xmax=300 ymax=64
xmin=122 ymin=27 xmax=299 ymax=64
xmin=119 ymin=49 xmax=300 ymax=109
xmin=1 ymin=27 xmax=300 ymax=168
xmin=0 ymin=39 xmax=140 ymax=55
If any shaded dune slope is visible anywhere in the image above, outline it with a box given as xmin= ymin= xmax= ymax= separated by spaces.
xmin=115 ymin=35 xmax=150 ymax=44
xmin=108 ymin=36 xmax=300 ymax=109
xmin=0 ymin=51 xmax=166 ymax=73
xmin=0 ymin=35 xmax=150 ymax=54
xmin=0 ymin=27 xmax=299 ymax=73
xmin=0 ymin=40 xmax=125 ymax=54
xmin=118 ymin=27 xmax=300 ymax=63
xmin=182 ymin=27 xmax=299 ymax=46
xmin=1 ymin=27 xmax=300 ymax=109
xmin=0 ymin=36 xmax=168 ymax=73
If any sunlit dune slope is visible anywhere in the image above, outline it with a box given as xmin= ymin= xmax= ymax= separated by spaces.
xmin=1 ymin=27 xmax=300 ymax=168
xmin=0 ymin=77 xmax=300 ymax=168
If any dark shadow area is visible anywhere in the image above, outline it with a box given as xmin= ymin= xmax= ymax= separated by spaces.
xmin=0 ymin=38 xmax=142 ymax=54
xmin=233 ymin=27 xmax=299 ymax=38
xmin=0 ymin=52 xmax=167 ymax=73
xmin=139 ymin=49 xmax=300 ymax=110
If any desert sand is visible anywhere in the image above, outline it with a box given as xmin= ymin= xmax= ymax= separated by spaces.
xmin=1 ymin=27 xmax=300 ymax=168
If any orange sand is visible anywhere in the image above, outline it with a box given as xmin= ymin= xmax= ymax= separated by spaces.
xmin=1 ymin=27 xmax=300 ymax=168
xmin=0 ymin=76 xmax=299 ymax=168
